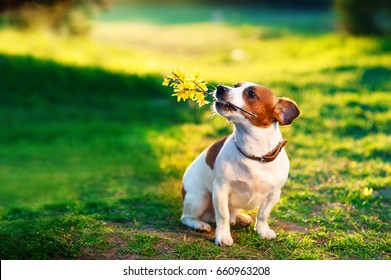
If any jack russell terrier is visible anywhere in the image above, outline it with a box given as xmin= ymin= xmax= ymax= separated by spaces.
xmin=181 ymin=82 xmax=300 ymax=246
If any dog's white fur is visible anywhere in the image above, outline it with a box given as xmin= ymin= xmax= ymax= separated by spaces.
xmin=181 ymin=82 xmax=299 ymax=246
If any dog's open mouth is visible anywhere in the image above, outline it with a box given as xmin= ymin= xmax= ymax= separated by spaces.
xmin=215 ymin=101 xmax=238 ymax=112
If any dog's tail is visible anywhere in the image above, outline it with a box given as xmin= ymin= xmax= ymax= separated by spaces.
xmin=181 ymin=181 xmax=186 ymax=204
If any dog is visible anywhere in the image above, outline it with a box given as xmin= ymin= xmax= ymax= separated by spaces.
xmin=181 ymin=82 xmax=300 ymax=246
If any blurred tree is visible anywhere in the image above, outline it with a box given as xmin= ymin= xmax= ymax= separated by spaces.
xmin=0 ymin=0 xmax=110 ymax=35
xmin=334 ymin=0 xmax=391 ymax=35
xmin=112 ymin=0 xmax=332 ymax=9
xmin=204 ymin=0 xmax=333 ymax=9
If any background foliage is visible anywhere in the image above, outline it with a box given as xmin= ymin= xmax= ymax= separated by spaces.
xmin=0 ymin=0 xmax=109 ymax=34
xmin=334 ymin=0 xmax=391 ymax=35
xmin=2 ymin=0 xmax=391 ymax=35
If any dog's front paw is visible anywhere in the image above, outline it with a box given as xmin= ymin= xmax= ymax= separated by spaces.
xmin=256 ymin=222 xmax=277 ymax=239
xmin=215 ymin=234 xmax=233 ymax=246
xmin=258 ymin=228 xmax=276 ymax=239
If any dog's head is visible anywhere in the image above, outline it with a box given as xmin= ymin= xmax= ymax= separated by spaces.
xmin=214 ymin=82 xmax=300 ymax=127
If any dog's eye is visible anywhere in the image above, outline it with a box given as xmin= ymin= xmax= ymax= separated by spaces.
xmin=247 ymin=90 xmax=256 ymax=99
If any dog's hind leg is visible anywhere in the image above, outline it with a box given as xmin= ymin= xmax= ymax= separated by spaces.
xmin=181 ymin=187 xmax=212 ymax=232
xmin=236 ymin=213 xmax=253 ymax=226
xmin=228 ymin=208 xmax=252 ymax=226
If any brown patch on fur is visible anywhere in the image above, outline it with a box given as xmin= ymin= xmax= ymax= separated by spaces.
xmin=205 ymin=136 xmax=229 ymax=169
xmin=242 ymin=85 xmax=278 ymax=128
xmin=241 ymin=85 xmax=300 ymax=127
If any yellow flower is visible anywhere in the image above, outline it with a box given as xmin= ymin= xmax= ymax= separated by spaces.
xmin=162 ymin=68 xmax=210 ymax=107
xmin=162 ymin=77 xmax=170 ymax=87
xmin=172 ymin=68 xmax=186 ymax=80
xmin=362 ymin=187 xmax=373 ymax=197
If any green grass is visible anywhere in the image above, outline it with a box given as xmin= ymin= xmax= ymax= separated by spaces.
xmin=0 ymin=4 xmax=390 ymax=260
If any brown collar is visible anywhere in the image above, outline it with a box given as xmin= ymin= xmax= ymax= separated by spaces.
xmin=234 ymin=139 xmax=288 ymax=162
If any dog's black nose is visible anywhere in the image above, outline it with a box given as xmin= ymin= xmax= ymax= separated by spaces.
xmin=216 ymin=85 xmax=228 ymax=99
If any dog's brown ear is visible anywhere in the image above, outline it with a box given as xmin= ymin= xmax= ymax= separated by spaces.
xmin=273 ymin=98 xmax=300 ymax=125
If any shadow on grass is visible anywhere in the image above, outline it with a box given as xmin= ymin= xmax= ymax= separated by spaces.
xmin=0 ymin=54 xmax=204 ymax=259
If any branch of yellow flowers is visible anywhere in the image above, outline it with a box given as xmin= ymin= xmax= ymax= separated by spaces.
xmin=162 ymin=68 xmax=210 ymax=107
xmin=162 ymin=68 xmax=257 ymax=117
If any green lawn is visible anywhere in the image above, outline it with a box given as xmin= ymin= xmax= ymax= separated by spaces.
xmin=0 ymin=4 xmax=390 ymax=259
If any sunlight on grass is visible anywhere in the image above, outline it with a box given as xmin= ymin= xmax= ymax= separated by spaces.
xmin=147 ymin=119 xmax=231 ymax=179
xmin=0 ymin=23 xmax=390 ymax=85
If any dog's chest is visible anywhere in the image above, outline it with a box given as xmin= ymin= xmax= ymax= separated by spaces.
xmin=229 ymin=178 xmax=270 ymax=210
xmin=227 ymin=159 xmax=288 ymax=210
